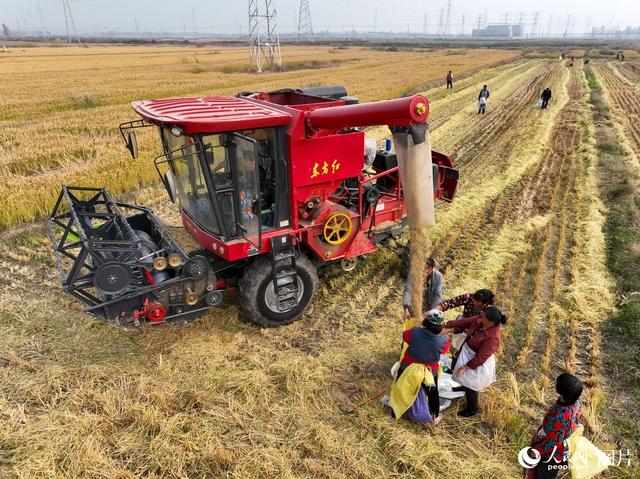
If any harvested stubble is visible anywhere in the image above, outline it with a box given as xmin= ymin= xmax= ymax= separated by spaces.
xmin=0 ymin=55 xmax=631 ymax=478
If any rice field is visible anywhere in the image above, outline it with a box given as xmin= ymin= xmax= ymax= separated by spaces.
xmin=0 ymin=45 xmax=639 ymax=478
xmin=0 ymin=44 xmax=518 ymax=229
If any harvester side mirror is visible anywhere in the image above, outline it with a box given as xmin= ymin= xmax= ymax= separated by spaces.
xmin=163 ymin=170 xmax=177 ymax=204
xmin=126 ymin=131 xmax=138 ymax=159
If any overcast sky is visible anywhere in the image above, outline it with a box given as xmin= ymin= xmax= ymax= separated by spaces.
xmin=1 ymin=0 xmax=639 ymax=35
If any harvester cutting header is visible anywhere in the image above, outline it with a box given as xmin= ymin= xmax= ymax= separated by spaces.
xmin=49 ymin=86 xmax=458 ymax=329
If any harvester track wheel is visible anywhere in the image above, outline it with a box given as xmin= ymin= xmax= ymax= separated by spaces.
xmin=238 ymin=255 xmax=318 ymax=327
xmin=323 ymin=212 xmax=353 ymax=245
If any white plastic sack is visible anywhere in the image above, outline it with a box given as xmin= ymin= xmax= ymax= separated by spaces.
xmin=452 ymin=343 xmax=496 ymax=391
xmin=567 ymin=426 xmax=611 ymax=479
xmin=390 ymin=361 xmax=400 ymax=379
xmin=364 ymin=138 xmax=377 ymax=167
xmin=537 ymin=99 xmax=543 ymax=108
xmin=451 ymin=333 xmax=467 ymax=351
xmin=439 ymin=356 xmax=452 ymax=370
xmin=437 ymin=372 xmax=460 ymax=390
xmin=439 ymin=398 xmax=452 ymax=412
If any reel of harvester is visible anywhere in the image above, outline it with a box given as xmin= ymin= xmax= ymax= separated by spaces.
xmin=48 ymin=186 xmax=221 ymax=330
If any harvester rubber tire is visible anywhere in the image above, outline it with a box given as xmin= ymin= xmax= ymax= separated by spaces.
xmin=238 ymin=254 xmax=318 ymax=327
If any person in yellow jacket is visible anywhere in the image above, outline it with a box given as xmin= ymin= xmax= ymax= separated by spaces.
xmin=384 ymin=310 xmax=449 ymax=425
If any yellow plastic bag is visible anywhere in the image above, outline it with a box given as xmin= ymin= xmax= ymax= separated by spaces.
xmin=567 ymin=426 xmax=611 ymax=479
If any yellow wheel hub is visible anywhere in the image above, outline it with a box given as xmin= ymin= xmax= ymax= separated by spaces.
xmin=323 ymin=212 xmax=353 ymax=245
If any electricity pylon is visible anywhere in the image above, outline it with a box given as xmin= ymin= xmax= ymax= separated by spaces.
xmin=62 ymin=0 xmax=81 ymax=44
xmin=248 ymin=0 xmax=283 ymax=72
xmin=297 ymin=0 xmax=313 ymax=41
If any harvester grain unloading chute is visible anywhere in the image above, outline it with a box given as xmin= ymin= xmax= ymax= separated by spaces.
xmin=48 ymin=87 xmax=458 ymax=330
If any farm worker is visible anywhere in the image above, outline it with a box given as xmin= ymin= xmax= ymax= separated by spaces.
xmin=541 ymin=88 xmax=552 ymax=109
xmin=477 ymin=85 xmax=490 ymax=114
xmin=477 ymin=97 xmax=487 ymax=115
xmin=523 ymin=373 xmax=582 ymax=479
xmin=441 ymin=305 xmax=507 ymax=417
xmin=446 ymin=70 xmax=454 ymax=89
xmin=388 ymin=310 xmax=450 ymax=425
xmin=362 ymin=138 xmax=378 ymax=182
xmin=403 ymin=256 xmax=444 ymax=318
xmin=435 ymin=289 xmax=494 ymax=319
xmin=478 ymin=85 xmax=490 ymax=101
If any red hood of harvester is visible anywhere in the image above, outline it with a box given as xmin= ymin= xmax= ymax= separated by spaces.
xmin=131 ymin=96 xmax=293 ymax=135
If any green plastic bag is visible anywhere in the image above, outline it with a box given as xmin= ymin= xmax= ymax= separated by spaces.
xmin=567 ymin=426 xmax=611 ymax=479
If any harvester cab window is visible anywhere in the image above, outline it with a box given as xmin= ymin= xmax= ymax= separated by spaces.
xmin=202 ymin=134 xmax=232 ymax=188
xmin=239 ymin=128 xmax=278 ymax=229
xmin=232 ymin=133 xmax=260 ymax=246
xmin=162 ymin=130 xmax=221 ymax=235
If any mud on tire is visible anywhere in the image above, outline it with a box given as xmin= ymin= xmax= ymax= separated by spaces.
xmin=238 ymin=254 xmax=318 ymax=327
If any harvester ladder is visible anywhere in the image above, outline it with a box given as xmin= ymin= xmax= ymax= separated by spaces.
xmin=269 ymin=235 xmax=299 ymax=311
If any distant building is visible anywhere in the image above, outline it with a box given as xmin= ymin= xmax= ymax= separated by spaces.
xmin=472 ymin=24 xmax=524 ymax=38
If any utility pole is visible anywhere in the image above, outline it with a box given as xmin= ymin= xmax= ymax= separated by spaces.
xmin=374 ymin=7 xmax=378 ymax=32
xmin=459 ymin=14 xmax=465 ymax=35
xmin=437 ymin=7 xmax=444 ymax=35
xmin=297 ymin=0 xmax=313 ymax=41
xmin=423 ymin=13 xmax=428 ymax=34
xmin=248 ymin=0 xmax=283 ymax=72
xmin=62 ymin=0 xmax=81 ymax=44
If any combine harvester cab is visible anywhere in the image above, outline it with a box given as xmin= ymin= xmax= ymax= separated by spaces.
xmin=49 ymin=87 xmax=458 ymax=330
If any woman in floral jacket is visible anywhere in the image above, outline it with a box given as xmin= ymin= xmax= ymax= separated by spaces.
xmin=529 ymin=373 xmax=582 ymax=478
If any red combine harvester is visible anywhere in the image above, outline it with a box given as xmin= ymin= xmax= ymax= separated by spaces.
xmin=49 ymin=87 xmax=458 ymax=329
